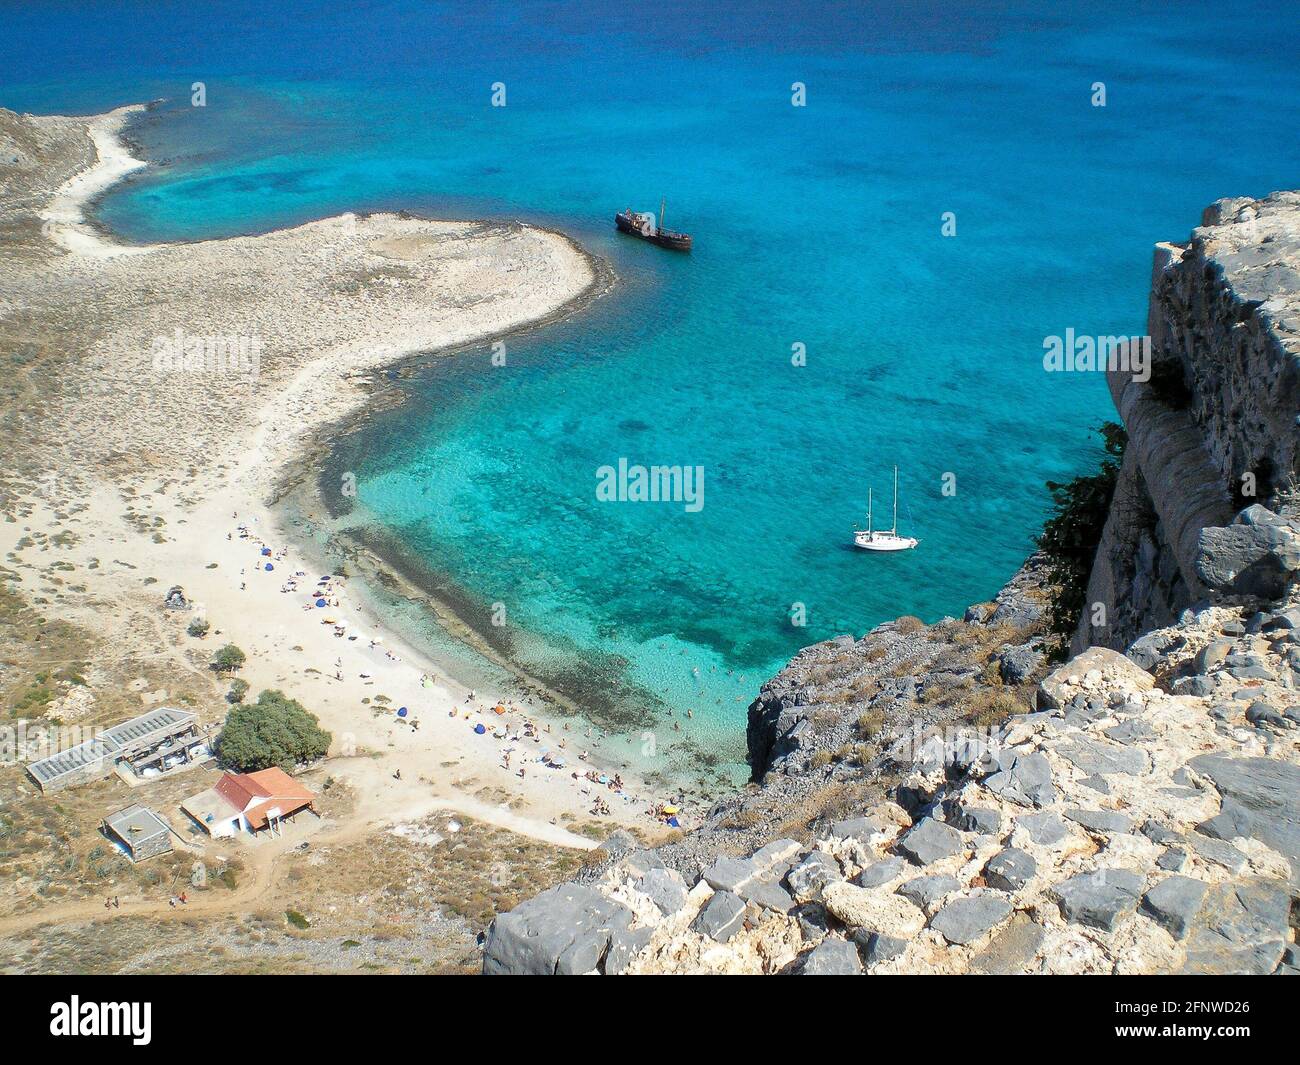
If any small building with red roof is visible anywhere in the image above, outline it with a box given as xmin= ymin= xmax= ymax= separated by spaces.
xmin=182 ymin=767 xmax=316 ymax=838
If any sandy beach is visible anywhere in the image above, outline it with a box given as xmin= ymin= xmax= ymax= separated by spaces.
xmin=0 ymin=101 xmax=678 ymax=884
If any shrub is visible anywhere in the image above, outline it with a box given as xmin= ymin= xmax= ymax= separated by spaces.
xmin=187 ymin=617 xmax=210 ymax=638
xmin=226 ymin=678 xmax=249 ymax=704
xmin=894 ymin=615 xmax=926 ymax=635
xmin=217 ymin=689 xmax=332 ymax=771
xmin=211 ymin=643 xmax=246 ymax=673
xmin=1036 ymin=422 xmax=1126 ymax=659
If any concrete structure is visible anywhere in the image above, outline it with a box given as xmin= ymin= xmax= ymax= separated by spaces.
xmin=25 ymin=707 xmax=201 ymax=793
xmin=182 ymin=768 xmax=316 ymax=838
xmin=102 ymin=804 xmax=174 ymax=863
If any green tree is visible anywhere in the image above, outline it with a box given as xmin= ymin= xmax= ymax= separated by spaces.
xmin=218 ymin=689 xmax=332 ymax=771
xmin=1036 ymin=422 xmax=1126 ymax=659
xmin=211 ymin=643 xmax=246 ymax=673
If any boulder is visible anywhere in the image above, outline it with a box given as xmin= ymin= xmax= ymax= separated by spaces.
xmin=982 ymin=749 xmax=1056 ymax=808
xmin=823 ymin=882 xmax=927 ymax=938
xmin=692 ymin=889 xmax=747 ymax=943
xmin=1181 ymin=878 xmax=1292 ymax=974
xmin=1140 ymin=875 xmax=1208 ymax=941
xmin=858 ymin=930 xmax=908 ymax=966
xmin=1195 ymin=508 xmax=1300 ymax=599
xmin=929 ymin=895 xmax=1013 ymax=945
xmin=998 ymin=642 xmax=1045 ymax=685
xmin=897 ymin=874 xmax=960 ymax=911
xmin=785 ymin=850 xmax=843 ymax=903
xmin=1187 ymin=754 xmax=1300 ymax=883
xmin=604 ymin=926 xmax=653 ymax=975
xmin=799 ymin=937 xmax=863 ymax=975
xmin=634 ymin=867 xmax=688 ymax=915
xmin=1016 ymin=811 xmax=1068 ymax=846
xmin=1050 ymin=869 xmax=1144 ymax=932
xmin=983 ymin=847 xmax=1037 ymax=892
xmin=856 ymin=857 xmax=906 ymax=888
xmin=482 ymin=883 xmax=630 ymax=975
xmin=896 ymin=818 xmax=964 ymax=866
xmin=1056 ymin=735 xmax=1148 ymax=777
xmin=1064 ymin=808 xmax=1135 ymax=836
xmin=1036 ymin=647 xmax=1154 ymax=711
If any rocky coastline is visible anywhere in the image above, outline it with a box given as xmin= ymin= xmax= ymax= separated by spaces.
xmin=481 ymin=191 xmax=1300 ymax=975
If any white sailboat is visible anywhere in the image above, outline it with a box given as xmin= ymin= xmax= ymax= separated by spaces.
xmin=854 ymin=466 xmax=919 ymax=552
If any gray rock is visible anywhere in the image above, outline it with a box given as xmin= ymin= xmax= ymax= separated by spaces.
xmin=1187 ymin=834 xmax=1249 ymax=874
xmin=1182 ymin=879 xmax=1292 ymax=975
xmin=1195 ymin=514 xmax=1300 ymax=599
xmin=1141 ymin=875 xmax=1209 ymax=940
xmin=1057 ymin=736 xmax=1148 ymax=777
xmin=896 ymin=818 xmax=964 ymax=866
xmin=858 ymin=931 xmax=908 ymax=966
xmin=1195 ymin=798 xmax=1253 ymax=841
xmin=983 ymin=847 xmax=1037 ymax=891
xmin=1079 ymin=775 xmax=1111 ymax=795
xmin=1195 ymin=640 xmax=1234 ymax=673
xmin=785 ymin=850 xmax=842 ymax=902
xmin=983 ymin=749 xmax=1056 ymax=807
xmin=1188 ymin=754 xmax=1300 ymax=883
xmin=1156 ymin=847 xmax=1188 ymax=872
xmin=1104 ymin=720 xmax=1156 ymax=745
xmin=1017 ymin=811 xmax=1068 ymax=845
xmin=998 ymin=642 xmax=1045 ymax=685
xmin=831 ymin=816 xmax=886 ymax=843
xmin=969 ymin=912 xmax=1046 ymax=974
xmin=794 ymin=901 xmax=829 ymax=942
xmin=1128 ymin=630 xmax=1181 ymax=671
xmin=702 ymin=856 xmax=757 ymax=894
xmin=929 ymin=895 xmax=1013 ymax=945
xmin=482 ymin=882 xmax=631 ymax=975
xmin=1140 ymin=819 xmax=1183 ymax=845
xmin=635 ymin=867 xmax=688 ymax=914
xmin=692 ymin=889 xmax=748 ymax=943
xmin=856 ymin=857 xmax=905 ymax=887
xmin=946 ymin=803 xmax=1002 ymax=835
xmin=1245 ymin=700 xmax=1292 ymax=729
xmin=799 ymin=937 xmax=862 ymax=975
xmin=741 ymin=878 xmax=797 ymax=914
xmin=604 ymin=925 xmax=653 ymax=975
xmin=897 ymin=874 xmax=960 ymax=910
xmin=751 ymin=838 xmax=802 ymax=870
xmin=1064 ymin=807 xmax=1134 ymax=835
xmin=1050 ymin=869 xmax=1144 ymax=931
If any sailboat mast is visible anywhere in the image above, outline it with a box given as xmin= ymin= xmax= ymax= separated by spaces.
xmin=659 ymin=196 xmax=665 ymax=232
xmin=891 ymin=466 xmax=899 ymax=535
xmin=867 ymin=486 xmax=872 ymax=533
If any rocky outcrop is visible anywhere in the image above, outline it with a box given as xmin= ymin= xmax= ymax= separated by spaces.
xmin=481 ymin=601 xmax=1299 ymax=975
xmin=1080 ymin=192 xmax=1300 ymax=653
xmin=481 ymin=194 xmax=1300 ymax=975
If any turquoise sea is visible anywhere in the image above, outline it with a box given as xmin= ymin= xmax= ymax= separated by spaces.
xmin=5 ymin=1 xmax=1299 ymax=782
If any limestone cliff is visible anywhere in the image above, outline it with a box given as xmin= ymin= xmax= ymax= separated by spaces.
xmin=479 ymin=192 xmax=1300 ymax=976
xmin=1078 ymin=192 xmax=1300 ymax=653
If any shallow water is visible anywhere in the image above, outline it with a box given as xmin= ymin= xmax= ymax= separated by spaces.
xmin=6 ymin=0 xmax=1299 ymax=778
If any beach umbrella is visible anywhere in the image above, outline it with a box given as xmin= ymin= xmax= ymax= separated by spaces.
xmin=397 ymin=707 xmax=408 ymax=718
xmin=264 ymin=563 xmax=274 ymax=571
xmin=261 ymin=547 xmax=271 ymax=556
xmin=474 ymin=723 xmax=487 ymax=735
xmin=315 ymin=598 xmax=327 ymax=607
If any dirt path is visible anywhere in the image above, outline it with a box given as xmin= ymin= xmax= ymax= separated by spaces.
xmin=0 ymin=798 xmax=599 ymax=941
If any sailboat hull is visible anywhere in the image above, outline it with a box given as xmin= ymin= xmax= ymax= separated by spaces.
xmin=854 ymin=531 xmax=919 ymax=551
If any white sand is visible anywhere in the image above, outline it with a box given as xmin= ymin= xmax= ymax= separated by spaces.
xmin=1 ymin=103 xmax=675 ymax=851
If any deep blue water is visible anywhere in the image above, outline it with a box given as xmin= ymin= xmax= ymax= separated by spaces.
xmin=5 ymin=1 xmax=1299 ymax=777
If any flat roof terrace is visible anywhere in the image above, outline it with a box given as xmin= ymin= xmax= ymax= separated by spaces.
xmin=26 ymin=707 xmax=198 ymax=791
